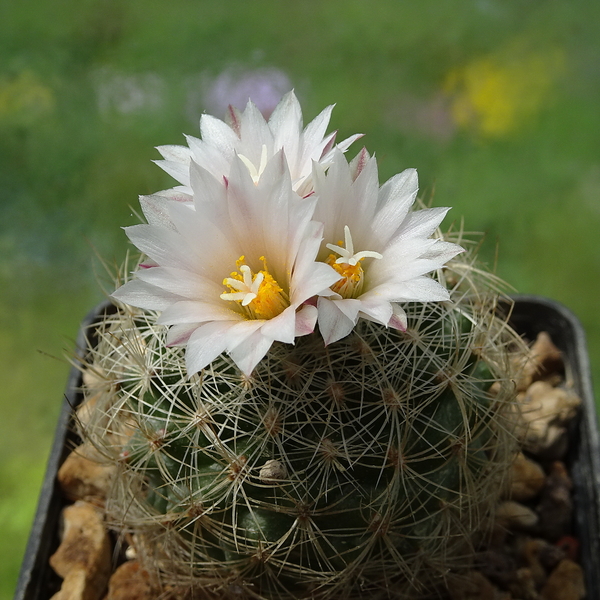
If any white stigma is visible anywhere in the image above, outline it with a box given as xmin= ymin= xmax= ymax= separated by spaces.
xmin=326 ymin=225 xmax=382 ymax=265
xmin=238 ymin=144 xmax=268 ymax=185
xmin=221 ymin=264 xmax=264 ymax=306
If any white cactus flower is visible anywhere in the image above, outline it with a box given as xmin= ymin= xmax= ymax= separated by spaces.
xmin=313 ymin=149 xmax=464 ymax=345
xmin=113 ymin=151 xmax=340 ymax=376
xmin=154 ymin=90 xmax=362 ymax=200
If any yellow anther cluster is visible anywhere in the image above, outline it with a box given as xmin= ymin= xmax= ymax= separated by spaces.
xmin=326 ymin=254 xmax=364 ymax=298
xmin=250 ymin=270 xmax=288 ymax=319
xmin=221 ymin=256 xmax=289 ymax=320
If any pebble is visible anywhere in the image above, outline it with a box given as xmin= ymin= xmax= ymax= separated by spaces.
xmin=536 ymin=462 xmax=573 ymax=542
xmin=476 ymin=549 xmax=517 ymax=588
xmin=540 ymin=559 xmax=586 ymax=600
xmin=49 ymin=501 xmax=112 ymax=600
xmin=517 ymin=332 xmax=565 ymax=391
xmin=507 ymin=453 xmax=546 ymax=502
xmin=446 ymin=570 xmax=497 ymax=600
xmin=58 ymin=443 xmax=115 ymax=503
xmin=509 ymin=566 xmax=538 ymax=600
xmin=259 ymin=459 xmax=287 ymax=484
xmin=520 ymin=538 xmax=549 ymax=589
xmin=103 ymin=561 xmax=154 ymax=600
xmin=496 ymin=500 xmax=539 ymax=530
xmin=518 ymin=381 xmax=581 ymax=459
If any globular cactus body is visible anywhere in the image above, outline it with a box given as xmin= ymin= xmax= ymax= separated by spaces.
xmin=84 ymin=270 xmax=523 ymax=599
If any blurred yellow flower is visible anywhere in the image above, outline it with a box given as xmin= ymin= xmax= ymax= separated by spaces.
xmin=444 ymin=45 xmax=565 ymax=138
xmin=0 ymin=70 xmax=55 ymax=126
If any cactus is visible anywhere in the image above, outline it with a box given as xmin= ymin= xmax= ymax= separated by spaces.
xmin=79 ymin=92 xmax=528 ymax=598
xmin=82 ymin=244 xmax=525 ymax=600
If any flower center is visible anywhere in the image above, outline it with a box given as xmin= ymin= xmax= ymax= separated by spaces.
xmin=220 ymin=256 xmax=289 ymax=320
xmin=237 ymin=144 xmax=268 ymax=185
xmin=325 ymin=226 xmax=382 ymax=299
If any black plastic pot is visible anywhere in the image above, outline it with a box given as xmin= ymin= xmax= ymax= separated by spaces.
xmin=14 ymin=296 xmax=599 ymax=599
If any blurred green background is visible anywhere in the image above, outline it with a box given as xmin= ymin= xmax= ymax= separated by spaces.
xmin=2 ymin=0 xmax=599 ymax=596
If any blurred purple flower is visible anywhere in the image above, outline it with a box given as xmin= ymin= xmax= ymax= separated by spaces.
xmin=202 ymin=66 xmax=293 ymax=119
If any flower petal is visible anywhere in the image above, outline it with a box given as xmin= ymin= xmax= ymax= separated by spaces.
xmin=295 ymin=304 xmax=318 ymax=336
xmin=363 ymin=276 xmax=451 ymax=303
xmin=157 ymin=300 xmax=243 ymax=326
xmin=388 ymin=304 xmax=408 ymax=331
xmin=199 ymin=114 xmax=239 ymax=154
xmin=136 ymin=266 xmax=223 ymax=301
xmin=112 ymin=279 xmax=183 ymax=311
xmin=370 ymin=168 xmax=418 ymax=245
xmin=228 ymin=329 xmax=276 ymax=376
xmin=185 ymin=321 xmax=238 ymax=375
xmin=317 ymin=297 xmax=360 ymax=345
xmin=356 ymin=297 xmax=393 ymax=327
xmin=269 ymin=91 xmax=302 ymax=168
xmin=140 ymin=193 xmax=192 ymax=229
xmin=257 ymin=305 xmax=297 ymax=344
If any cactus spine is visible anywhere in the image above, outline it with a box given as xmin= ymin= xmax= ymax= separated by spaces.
xmin=82 ymin=247 xmax=525 ymax=600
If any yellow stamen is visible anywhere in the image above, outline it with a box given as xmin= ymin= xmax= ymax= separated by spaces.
xmin=326 ymin=254 xmax=365 ymax=298
xmin=221 ymin=256 xmax=289 ymax=320
xmin=325 ymin=226 xmax=382 ymax=299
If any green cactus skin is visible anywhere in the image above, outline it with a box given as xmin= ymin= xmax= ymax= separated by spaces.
xmin=82 ymin=256 xmax=525 ymax=600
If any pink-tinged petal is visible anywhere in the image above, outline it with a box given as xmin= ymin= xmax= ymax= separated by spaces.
xmin=291 ymin=223 xmax=341 ymax=303
xmin=140 ymin=194 xmax=186 ymax=229
xmin=228 ymin=329 xmax=275 ymax=376
xmin=112 ymin=279 xmax=183 ymax=311
xmin=295 ymin=304 xmax=318 ymax=336
xmin=239 ymin=100 xmax=274 ymax=161
xmin=393 ymin=206 xmax=450 ymax=241
xmin=259 ymin=305 xmax=297 ymax=344
xmin=185 ymin=322 xmax=238 ymax=375
xmin=136 ymin=266 xmax=223 ymax=301
xmin=124 ymin=224 xmax=198 ymax=272
xmin=285 ymin=194 xmax=320 ymax=270
xmin=139 ymin=260 xmax=158 ymax=269
xmin=370 ymin=169 xmax=418 ymax=245
xmin=368 ymin=255 xmax=448 ymax=287
xmin=157 ymin=300 xmax=243 ymax=326
xmin=349 ymin=147 xmax=370 ymax=181
xmin=225 ymin=104 xmax=242 ymax=136
xmin=317 ymin=130 xmax=337 ymax=160
xmin=153 ymin=157 xmax=192 ymax=187
xmin=388 ymin=304 xmax=408 ymax=332
xmin=334 ymin=298 xmax=362 ymax=323
xmin=422 ymin=240 xmax=465 ymax=263
xmin=294 ymin=261 xmax=341 ymax=305
xmin=224 ymin=319 xmax=267 ymax=352
xmin=269 ymin=91 xmax=302 ymax=165
xmin=363 ymin=276 xmax=451 ymax=303
xmin=199 ymin=114 xmax=239 ymax=154
xmin=334 ymin=133 xmax=364 ymax=154
xmin=156 ymin=144 xmax=194 ymax=162
xmin=356 ymin=297 xmax=393 ymax=327
xmin=319 ymin=134 xmax=364 ymax=168
xmin=316 ymin=297 xmax=360 ymax=345
xmin=187 ymin=162 xmax=231 ymax=228
xmin=166 ymin=323 xmax=198 ymax=346
xmin=185 ymin=135 xmax=232 ymax=181
xmin=302 ymin=104 xmax=334 ymax=162
xmin=166 ymin=202 xmax=239 ymax=277
xmin=311 ymin=158 xmax=352 ymax=245
xmin=154 ymin=187 xmax=194 ymax=202
xmin=347 ymin=152 xmax=379 ymax=232
xmin=374 ymin=237 xmax=438 ymax=266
